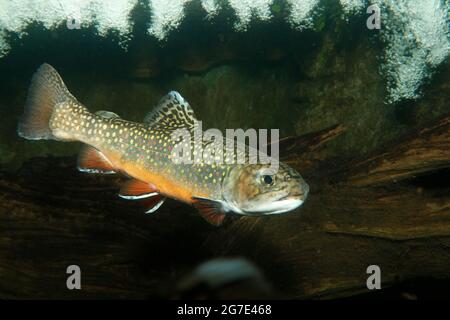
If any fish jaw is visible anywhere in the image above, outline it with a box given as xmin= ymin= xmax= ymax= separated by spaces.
xmin=243 ymin=198 xmax=305 ymax=215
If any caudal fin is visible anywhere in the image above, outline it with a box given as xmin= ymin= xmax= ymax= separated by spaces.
xmin=17 ymin=63 xmax=76 ymax=140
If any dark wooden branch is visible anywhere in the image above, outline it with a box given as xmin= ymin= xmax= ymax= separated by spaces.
xmin=0 ymin=158 xmax=213 ymax=299
xmin=276 ymin=124 xmax=345 ymax=157
xmin=275 ymin=124 xmax=346 ymax=176
xmin=346 ymin=114 xmax=450 ymax=186
xmin=207 ymin=114 xmax=450 ymax=298
xmin=0 ymin=115 xmax=448 ymax=299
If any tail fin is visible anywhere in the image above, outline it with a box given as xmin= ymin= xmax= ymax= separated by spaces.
xmin=17 ymin=63 xmax=77 ymax=140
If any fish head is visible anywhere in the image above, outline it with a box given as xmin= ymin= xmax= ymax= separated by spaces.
xmin=222 ymin=162 xmax=309 ymax=215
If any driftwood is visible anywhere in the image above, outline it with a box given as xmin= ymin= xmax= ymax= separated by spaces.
xmin=0 ymin=114 xmax=448 ymax=299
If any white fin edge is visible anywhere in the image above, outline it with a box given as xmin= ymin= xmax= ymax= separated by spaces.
xmin=119 ymin=192 xmax=159 ymax=200
xmin=145 ymin=199 xmax=165 ymax=214
xmin=78 ymin=167 xmax=116 ymax=174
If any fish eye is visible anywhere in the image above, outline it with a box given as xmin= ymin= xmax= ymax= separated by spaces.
xmin=285 ymin=174 xmax=291 ymax=181
xmin=262 ymin=175 xmax=274 ymax=185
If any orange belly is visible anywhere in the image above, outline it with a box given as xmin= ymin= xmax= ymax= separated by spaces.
xmin=104 ymin=150 xmax=206 ymax=204
xmin=123 ymin=163 xmax=194 ymax=203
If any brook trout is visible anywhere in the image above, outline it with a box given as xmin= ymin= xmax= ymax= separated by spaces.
xmin=18 ymin=64 xmax=309 ymax=226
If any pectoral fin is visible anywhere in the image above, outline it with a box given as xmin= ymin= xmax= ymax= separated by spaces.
xmin=192 ymin=197 xmax=226 ymax=226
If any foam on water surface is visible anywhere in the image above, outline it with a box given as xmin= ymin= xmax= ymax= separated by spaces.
xmin=287 ymin=0 xmax=318 ymax=29
xmin=374 ymin=0 xmax=448 ymax=103
xmin=339 ymin=0 xmax=366 ymax=14
xmin=227 ymin=0 xmax=273 ymax=30
xmin=0 ymin=0 xmax=448 ymax=104
xmin=0 ymin=0 xmax=136 ymax=53
xmin=148 ymin=0 xmax=191 ymax=40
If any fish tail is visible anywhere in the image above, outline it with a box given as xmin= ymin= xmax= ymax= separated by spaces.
xmin=17 ymin=63 xmax=87 ymax=141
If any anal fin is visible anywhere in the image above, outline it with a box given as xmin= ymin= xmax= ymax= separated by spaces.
xmin=192 ymin=197 xmax=226 ymax=226
xmin=77 ymin=145 xmax=116 ymax=174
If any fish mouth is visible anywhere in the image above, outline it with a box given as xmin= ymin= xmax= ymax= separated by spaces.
xmin=277 ymin=188 xmax=308 ymax=203
xmin=244 ymin=198 xmax=304 ymax=216
xmin=263 ymin=182 xmax=309 ymax=214
xmin=265 ymin=199 xmax=304 ymax=215
xmin=277 ymin=182 xmax=309 ymax=202
xmin=278 ymin=193 xmax=304 ymax=201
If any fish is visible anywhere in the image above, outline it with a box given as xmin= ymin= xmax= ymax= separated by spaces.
xmin=17 ymin=63 xmax=309 ymax=226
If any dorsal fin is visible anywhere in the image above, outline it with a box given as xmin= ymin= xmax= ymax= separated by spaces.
xmin=192 ymin=197 xmax=226 ymax=226
xmin=96 ymin=110 xmax=120 ymax=119
xmin=77 ymin=145 xmax=116 ymax=174
xmin=144 ymin=91 xmax=197 ymax=130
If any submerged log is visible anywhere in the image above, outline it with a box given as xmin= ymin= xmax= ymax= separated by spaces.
xmin=208 ymin=114 xmax=450 ymax=298
xmin=346 ymin=115 xmax=450 ymax=186
xmin=0 ymin=115 xmax=448 ymax=299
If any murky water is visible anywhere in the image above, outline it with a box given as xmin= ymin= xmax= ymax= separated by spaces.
xmin=0 ymin=0 xmax=448 ymax=300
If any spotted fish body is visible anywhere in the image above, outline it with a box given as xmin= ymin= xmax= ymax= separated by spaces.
xmin=18 ymin=64 xmax=309 ymax=226
xmin=56 ymin=103 xmax=229 ymax=204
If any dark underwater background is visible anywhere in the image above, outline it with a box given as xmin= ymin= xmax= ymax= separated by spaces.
xmin=0 ymin=0 xmax=448 ymax=299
